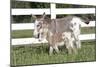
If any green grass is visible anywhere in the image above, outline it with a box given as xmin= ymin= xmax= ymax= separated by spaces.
xmin=81 ymin=27 xmax=95 ymax=34
xmin=12 ymin=30 xmax=33 ymax=38
xmin=12 ymin=27 xmax=95 ymax=38
xmin=11 ymin=41 xmax=96 ymax=66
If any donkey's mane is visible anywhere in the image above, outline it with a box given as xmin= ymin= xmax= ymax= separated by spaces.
xmin=44 ymin=16 xmax=52 ymax=24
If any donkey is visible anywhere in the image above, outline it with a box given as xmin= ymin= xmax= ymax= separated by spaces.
xmin=32 ymin=13 xmax=90 ymax=54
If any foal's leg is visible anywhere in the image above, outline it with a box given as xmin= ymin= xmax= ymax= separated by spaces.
xmin=67 ymin=47 xmax=72 ymax=54
xmin=74 ymin=34 xmax=81 ymax=49
xmin=49 ymin=45 xmax=59 ymax=55
xmin=65 ymin=38 xmax=72 ymax=54
xmin=76 ymin=38 xmax=81 ymax=49
xmin=49 ymin=46 xmax=53 ymax=55
xmin=73 ymin=33 xmax=81 ymax=49
xmin=71 ymin=40 xmax=77 ymax=54
xmin=68 ymin=38 xmax=78 ymax=54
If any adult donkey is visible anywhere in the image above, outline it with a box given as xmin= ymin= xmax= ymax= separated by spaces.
xmin=32 ymin=13 xmax=90 ymax=55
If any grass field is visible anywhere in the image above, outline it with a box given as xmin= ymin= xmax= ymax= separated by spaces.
xmin=11 ymin=40 xmax=96 ymax=66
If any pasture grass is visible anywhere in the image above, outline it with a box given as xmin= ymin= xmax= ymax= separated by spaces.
xmin=81 ymin=27 xmax=95 ymax=34
xmin=12 ymin=27 xmax=95 ymax=38
xmin=12 ymin=30 xmax=33 ymax=38
xmin=11 ymin=41 xmax=96 ymax=66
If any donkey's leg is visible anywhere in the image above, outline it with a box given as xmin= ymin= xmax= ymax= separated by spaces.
xmin=74 ymin=33 xmax=81 ymax=49
xmin=69 ymin=40 xmax=75 ymax=54
xmin=66 ymin=46 xmax=72 ymax=54
xmin=53 ymin=45 xmax=59 ymax=54
xmin=76 ymin=39 xmax=81 ymax=49
xmin=74 ymin=35 xmax=81 ymax=49
xmin=49 ymin=46 xmax=54 ymax=55
xmin=65 ymin=38 xmax=72 ymax=54
xmin=71 ymin=41 xmax=77 ymax=54
xmin=66 ymin=34 xmax=77 ymax=54
xmin=69 ymin=36 xmax=78 ymax=54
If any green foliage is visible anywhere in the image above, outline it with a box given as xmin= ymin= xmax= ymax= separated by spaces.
xmin=12 ymin=30 xmax=33 ymax=38
xmin=12 ymin=15 xmax=32 ymax=23
xmin=11 ymin=0 xmax=50 ymax=8
xmin=56 ymin=3 xmax=72 ymax=8
xmin=30 ymin=2 xmax=50 ymax=8
xmin=11 ymin=0 xmax=31 ymax=8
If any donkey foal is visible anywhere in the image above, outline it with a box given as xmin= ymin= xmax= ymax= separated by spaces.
xmin=39 ymin=28 xmax=77 ymax=55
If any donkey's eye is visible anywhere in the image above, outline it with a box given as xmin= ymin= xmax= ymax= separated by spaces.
xmin=74 ymin=23 xmax=76 ymax=25
xmin=37 ymin=25 xmax=40 ymax=27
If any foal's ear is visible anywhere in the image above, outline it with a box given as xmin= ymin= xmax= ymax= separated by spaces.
xmin=43 ymin=12 xmax=46 ymax=19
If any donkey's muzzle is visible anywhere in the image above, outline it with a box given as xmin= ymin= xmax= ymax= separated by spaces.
xmin=85 ymin=21 xmax=89 ymax=24
xmin=37 ymin=33 xmax=40 ymax=38
xmin=34 ymin=33 xmax=40 ymax=38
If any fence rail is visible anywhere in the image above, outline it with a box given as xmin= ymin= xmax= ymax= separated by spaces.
xmin=12 ymin=34 xmax=95 ymax=45
xmin=12 ymin=8 xmax=95 ymax=15
xmin=12 ymin=21 xmax=95 ymax=30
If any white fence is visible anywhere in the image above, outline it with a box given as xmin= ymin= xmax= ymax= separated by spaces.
xmin=12 ymin=0 xmax=96 ymax=45
xmin=12 ymin=21 xmax=95 ymax=30
xmin=12 ymin=34 xmax=95 ymax=45
xmin=12 ymin=8 xmax=95 ymax=15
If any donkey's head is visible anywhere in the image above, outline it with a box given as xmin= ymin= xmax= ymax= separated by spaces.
xmin=32 ymin=12 xmax=50 ymax=39
xmin=81 ymin=16 xmax=90 ymax=24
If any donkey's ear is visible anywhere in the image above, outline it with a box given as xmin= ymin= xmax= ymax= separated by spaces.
xmin=31 ymin=14 xmax=37 ymax=19
xmin=43 ymin=12 xmax=46 ymax=16
xmin=43 ymin=12 xmax=46 ymax=18
xmin=31 ymin=14 xmax=37 ymax=23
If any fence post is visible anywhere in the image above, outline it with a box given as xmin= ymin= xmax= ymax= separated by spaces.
xmin=50 ymin=3 xmax=56 ymax=19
